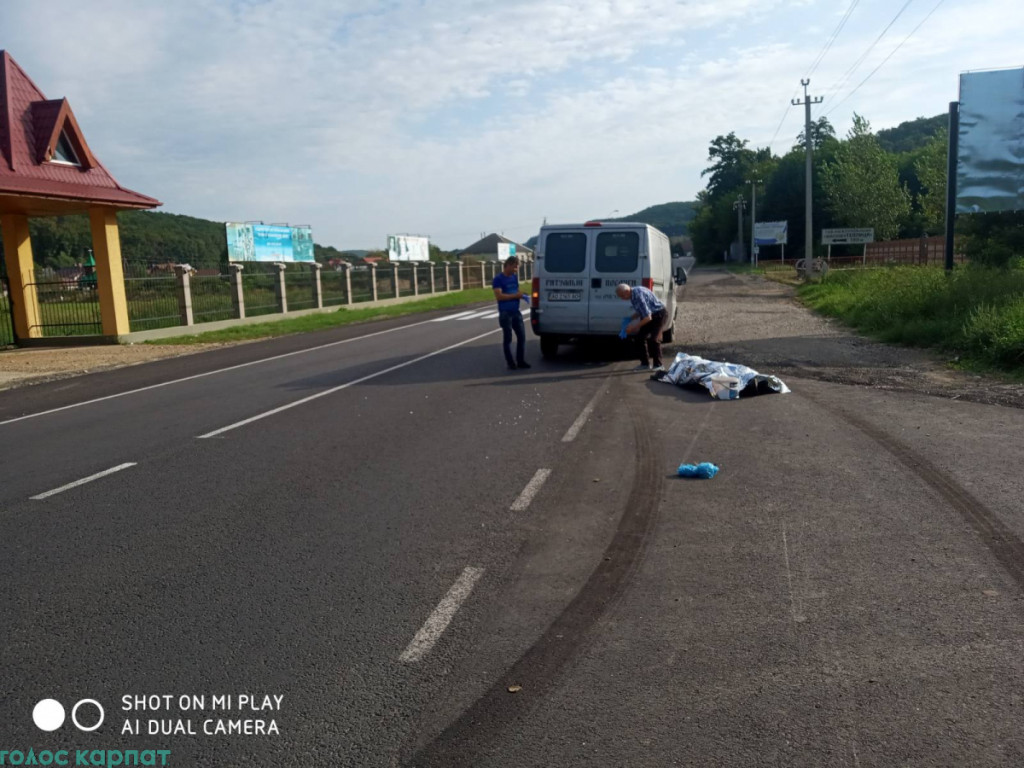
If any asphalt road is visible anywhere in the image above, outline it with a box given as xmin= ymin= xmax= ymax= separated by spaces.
xmin=2 ymin=278 xmax=1024 ymax=767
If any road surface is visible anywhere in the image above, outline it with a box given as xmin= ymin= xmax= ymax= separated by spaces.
xmin=2 ymin=274 xmax=1023 ymax=767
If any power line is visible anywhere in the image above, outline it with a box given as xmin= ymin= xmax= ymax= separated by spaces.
xmin=769 ymin=0 xmax=859 ymax=153
xmin=806 ymin=0 xmax=861 ymax=78
xmin=824 ymin=0 xmax=915 ymax=101
xmin=826 ymin=0 xmax=947 ymax=118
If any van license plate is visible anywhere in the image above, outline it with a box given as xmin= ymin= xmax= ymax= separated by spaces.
xmin=548 ymin=291 xmax=581 ymax=301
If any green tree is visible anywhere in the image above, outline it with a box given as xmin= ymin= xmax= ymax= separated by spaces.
xmin=701 ymin=133 xmax=756 ymax=201
xmin=796 ymin=116 xmax=837 ymax=152
xmin=820 ymin=114 xmax=911 ymax=240
xmin=914 ymin=128 xmax=948 ymax=233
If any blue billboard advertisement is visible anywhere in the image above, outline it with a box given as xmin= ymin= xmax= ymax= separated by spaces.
xmin=225 ymin=223 xmax=315 ymax=263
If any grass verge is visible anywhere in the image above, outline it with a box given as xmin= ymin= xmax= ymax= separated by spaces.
xmin=798 ymin=266 xmax=1024 ymax=374
xmin=147 ymin=289 xmax=496 ymax=345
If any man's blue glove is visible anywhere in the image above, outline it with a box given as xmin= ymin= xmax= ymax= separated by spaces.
xmin=520 ymin=294 xmax=530 ymax=303
xmin=619 ymin=317 xmax=632 ymax=339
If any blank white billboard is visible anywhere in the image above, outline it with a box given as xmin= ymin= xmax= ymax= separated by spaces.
xmin=388 ymin=235 xmax=430 ymax=262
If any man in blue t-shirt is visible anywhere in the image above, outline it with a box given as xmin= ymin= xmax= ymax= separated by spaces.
xmin=491 ymin=256 xmax=531 ymax=370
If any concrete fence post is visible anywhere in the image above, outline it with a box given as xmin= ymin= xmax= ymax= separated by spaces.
xmin=457 ymin=261 xmax=464 ymax=290
xmin=342 ymin=263 xmax=353 ymax=305
xmin=311 ymin=262 xmax=323 ymax=309
xmin=429 ymin=262 xmax=436 ymax=294
xmin=229 ymin=263 xmax=245 ymax=319
xmin=274 ymin=263 xmax=288 ymax=313
xmin=443 ymin=261 xmax=451 ymax=292
xmin=392 ymin=263 xmax=400 ymax=298
xmin=173 ymin=264 xmax=194 ymax=327
xmin=480 ymin=262 xmax=486 ymax=289
xmin=412 ymin=263 xmax=419 ymax=296
xmin=370 ymin=264 xmax=379 ymax=302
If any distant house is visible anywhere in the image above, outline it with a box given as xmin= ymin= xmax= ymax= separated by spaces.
xmin=458 ymin=233 xmax=534 ymax=261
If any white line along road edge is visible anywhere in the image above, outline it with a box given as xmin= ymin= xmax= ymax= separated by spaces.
xmin=562 ymin=379 xmax=610 ymax=443
xmin=197 ymin=328 xmax=499 ymax=439
xmin=399 ymin=566 xmax=485 ymax=663
xmin=510 ymin=468 xmax=552 ymax=512
xmin=0 ymin=311 xmax=491 ymax=428
xmin=31 ymin=462 xmax=137 ymax=500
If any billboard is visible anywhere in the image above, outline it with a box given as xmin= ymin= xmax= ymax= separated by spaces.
xmin=388 ymin=235 xmax=430 ymax=262
xmin=822 ymin=228 xmax=874 ymax=245
xmin=497 ymin=242 xmax=516 ymax=261
xmin=225 ymin=223 xmax=315 ymax=263
xmin=957 ymin=67 xmax=1024 ymax=214
xmin=754 ymin=221 xmax=788 ymax=246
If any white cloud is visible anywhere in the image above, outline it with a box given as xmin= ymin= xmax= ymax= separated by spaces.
xmin=0 ymin=0 xmax=1019 ymax=249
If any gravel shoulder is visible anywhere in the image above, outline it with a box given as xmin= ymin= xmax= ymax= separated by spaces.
xmin=674 ymin=267 xmax=1024 ymax=410
xmin=0 ymin=343 xmax=229 ymax=390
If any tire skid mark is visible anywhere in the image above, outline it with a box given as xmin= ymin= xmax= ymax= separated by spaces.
xmin=807 ymin=392 xmax=1024 ymax=590
xmin=406 ymin=381 xmax=663 ymax=766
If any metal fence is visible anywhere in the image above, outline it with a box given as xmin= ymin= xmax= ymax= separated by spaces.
xmin=27 ymin=268 xmax=103 ymax=336
xmin=1 ymin=259 xmax=502 ymax=342
xmin=0 ymin=271 xmax=15 ymax=346
xmin=759 ymin=236 xmax=967 ymax=274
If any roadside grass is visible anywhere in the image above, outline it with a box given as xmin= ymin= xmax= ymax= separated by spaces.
xmin=798 ymin=266 xmax=1024 ymax=373
xmin=147 ymin=289 xmax=496 ymax=344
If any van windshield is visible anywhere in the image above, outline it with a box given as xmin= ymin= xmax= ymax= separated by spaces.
xmin=544 ymin=232 xmax=586 ymax=273
xmin=595 ymin=231 xmax=639 ymax=272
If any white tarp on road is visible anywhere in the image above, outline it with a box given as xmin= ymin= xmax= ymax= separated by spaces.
xmin=658 ymin=353 xmax=791 ymax=400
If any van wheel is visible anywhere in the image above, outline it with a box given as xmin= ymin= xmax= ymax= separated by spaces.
xmin=662 ymin=325 xmax=674 ymax=343
xmin=540 ymin=335 xmax=559 ymax=359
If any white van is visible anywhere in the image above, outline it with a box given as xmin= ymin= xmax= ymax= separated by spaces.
xmin=529 ymin=221 xmax=677 ymax=359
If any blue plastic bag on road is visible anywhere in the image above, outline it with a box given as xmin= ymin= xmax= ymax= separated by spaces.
xmin=677 ymin=462 xmax=720 ymax=479
xmin=619 ymin=317 xmax=632 ymax=339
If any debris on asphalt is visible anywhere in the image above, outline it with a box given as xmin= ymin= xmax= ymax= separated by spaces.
xmin=507 ymin=685 xmax=522 ymax=693
xmin=677 ymin=462 xmax=720 ymax=479
xmin=654 ymin=353 xmax=790 ymax=400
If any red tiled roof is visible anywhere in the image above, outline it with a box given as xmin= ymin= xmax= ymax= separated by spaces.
xmin=0 ymin=50 xmax=160 ymax=210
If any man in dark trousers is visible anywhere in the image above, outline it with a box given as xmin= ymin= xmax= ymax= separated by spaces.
xmin=491 ymin=255 xmax=531 ymax=370
xmin=616 ymin=283 xmax=667 ymax=372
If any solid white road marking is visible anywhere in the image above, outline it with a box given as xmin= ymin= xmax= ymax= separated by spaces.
xmin=510 ymin=468 xmax=552 ymax=512
xmin=31 ymin=462 xmax=137 ymax=500
xmin=562 ymin=380 xmax=609 ymax=443
xmin=458 ymin=310 xmax=495 ymax=320
xmin=0 ymin=313 xmax=488 ymax=428
xmin=399 ymin=566 xmax=484 ymax=663
xmin=429 ymin=310 xmax=478 ymax=322
xmin=197 ymin=329 xmax=499 ymax=438
xmin=480 ymin=311 xmax=500 ymax=319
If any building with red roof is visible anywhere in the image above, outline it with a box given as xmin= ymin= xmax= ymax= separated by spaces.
xmin=0 ymin=49 xmax=161 ymax=340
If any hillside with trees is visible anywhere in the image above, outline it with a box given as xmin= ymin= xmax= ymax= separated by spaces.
xmin=684 ymin=111 xmax=1021 ymax=266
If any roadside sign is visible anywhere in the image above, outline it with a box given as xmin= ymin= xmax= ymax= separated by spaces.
xmin=754 ymin=220 xmax=788 ymax=245
xmin=822 ymin=228 xmax=874 ymax=245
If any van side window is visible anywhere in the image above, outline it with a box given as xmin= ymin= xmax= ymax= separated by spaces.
xmin=595 ymin=232 xmax=639 ymax=272
xmin=544 ymin=232 xmax=587 ymax=273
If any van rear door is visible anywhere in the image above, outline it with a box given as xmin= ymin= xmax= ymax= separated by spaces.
xmin=538 ymin=229 xmax=588 ymax=333
xmin=587 ymin=227 xmax=643 ymax=334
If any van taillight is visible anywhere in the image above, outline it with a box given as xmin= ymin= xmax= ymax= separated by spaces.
xmin=531 ymin=277 xmax=540 ymax=308
xmin=583 ymin=221 xmax=602 ymax=227
xmin=642 ymin=278 xmax=654 ymax=290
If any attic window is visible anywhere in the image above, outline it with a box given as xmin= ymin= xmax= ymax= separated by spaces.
xmin=50 ymin=130 xmax=80 ymax=166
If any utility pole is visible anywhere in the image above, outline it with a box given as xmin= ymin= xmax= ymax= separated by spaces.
xmin=748 ymin=179 xmax=762 ymax=265
xmin=792 ymin=79 xmax=823 ymax=278
xmin=733 ymin=195 xmax=747 ymax=262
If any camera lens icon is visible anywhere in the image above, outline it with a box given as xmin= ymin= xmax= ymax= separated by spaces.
xmin=33 ymin=699 xmax=104 ymax=732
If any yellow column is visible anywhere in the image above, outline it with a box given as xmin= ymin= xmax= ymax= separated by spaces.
xmin=89 ymin=207 xmax=130 ymax=337
xmin=0 ymin=213 xmax=42 ymax=339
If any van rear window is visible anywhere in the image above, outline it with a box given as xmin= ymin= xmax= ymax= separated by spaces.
xmin=544 ymin=232 xmax=586 ymax=273
xmin=595 ymin=232 xmax=639 ymax=272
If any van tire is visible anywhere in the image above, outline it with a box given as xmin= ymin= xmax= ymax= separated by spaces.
xmin=662 ymin=324 xmax=674 ymax=343
xmin=540 ymin=335 xmax=559 ymax=359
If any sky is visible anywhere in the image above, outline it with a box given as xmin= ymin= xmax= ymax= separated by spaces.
xmin=1 ymin=0 xmax=1019 ymax=251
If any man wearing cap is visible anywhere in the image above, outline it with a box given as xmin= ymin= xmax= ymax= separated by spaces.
xmin=616 ymin=283 xmax=667 ymax=372
xmin=492 ymin=255 xmax=531 ymax=371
